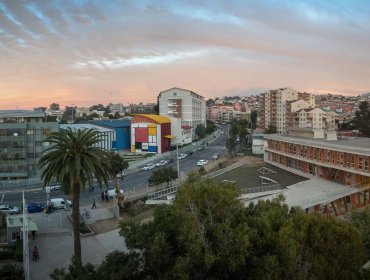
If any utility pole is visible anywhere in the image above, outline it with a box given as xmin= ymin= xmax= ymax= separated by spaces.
xmin=176 ymin=143 xmax=180 ymax=177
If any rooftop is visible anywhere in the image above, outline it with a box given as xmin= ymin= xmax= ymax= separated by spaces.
xmin=60 ymin=123 xmax=114 ymax=133
xmin=0 ymin=110 xmax=45 ymax=118
xmin=265 ymin=134 xmax=370 ymax=156
xmin=89 ymin=119 xmax=131 ymax=128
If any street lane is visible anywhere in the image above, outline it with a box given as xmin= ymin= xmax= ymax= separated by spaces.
xmin=2 ymin=126 xmax=229 ymax=208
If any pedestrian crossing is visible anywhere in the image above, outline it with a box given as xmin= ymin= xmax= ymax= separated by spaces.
xmin=209 ymin=146 xmax=227 ymax=150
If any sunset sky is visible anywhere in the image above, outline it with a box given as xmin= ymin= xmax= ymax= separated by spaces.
xmin=1 ymin=0 xmax=370 ymax=110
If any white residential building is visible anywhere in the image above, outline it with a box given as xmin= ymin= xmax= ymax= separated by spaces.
xmin=159 ymin=87 xmax=206 ymax=138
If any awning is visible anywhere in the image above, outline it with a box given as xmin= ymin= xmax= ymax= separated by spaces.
xmin=164 ymin=135 xmax=176 ymax=139
xmin=181 ymin=125 xmax=192 ymax=129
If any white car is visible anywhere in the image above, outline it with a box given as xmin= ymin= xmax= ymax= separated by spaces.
xmin=212 ymin=153 xmax=219 ymax=159
xmin=178 ymin=153 xmax=187 ymax=160
xmin=107 ymin=189 xmax=124 ymax=198
xmin=143 ymin=164 xmax=155 ymax=171
xmin=117 ymin=171 xmax=126 ymax=179
xmin=155 ymin=160 xmax=168 ymax=167
xmin=197 ymin=159 xmax=209 ymax=166
xmin=0 ymin=205 xmax=19 ymax=215
xmin=49 ymin=184 xmax=62 ymax=191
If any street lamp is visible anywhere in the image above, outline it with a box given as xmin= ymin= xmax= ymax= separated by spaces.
xmin=176 ymin=143 xmax=180 ymax=177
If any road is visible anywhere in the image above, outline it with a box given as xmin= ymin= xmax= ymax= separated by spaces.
xmin=1 ymin=126 xmax=228 ymax=209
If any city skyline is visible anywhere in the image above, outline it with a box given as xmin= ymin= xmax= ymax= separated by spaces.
xmin=1 ymin=0 xmax=370 ymax=109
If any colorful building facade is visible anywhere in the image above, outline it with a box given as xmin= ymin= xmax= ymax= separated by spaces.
xmin=131 ymin=114 xmax=172 ymax=154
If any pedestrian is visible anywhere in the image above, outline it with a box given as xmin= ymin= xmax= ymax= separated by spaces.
xmin=92 ymin=198 xmax=97 ymax=209
xmin=105 ymin=191 xmax=109 ymax=203
xmin=101 ymin=191 xmax=105 ymax=202
xmin=32 ymin=245 xmax=39 ymax=262
xmin=31 ymin=230 xmax=36 ymax=240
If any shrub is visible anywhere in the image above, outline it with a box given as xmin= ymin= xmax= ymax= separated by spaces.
xmin=15 ymin=239 xmax=23 ymax=261
xmin=80 ymin=223 xmax=91 ymax=234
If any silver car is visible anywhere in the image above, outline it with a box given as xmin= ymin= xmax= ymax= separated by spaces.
xmin=0 ymin=205 xmax=20 ymax=215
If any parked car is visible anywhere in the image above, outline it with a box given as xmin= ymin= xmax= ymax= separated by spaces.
xmin=49 ymin=184 xmax=62 ymax=191
xmin=50 ymin=198 xmax=72 ymax=209
xmin=27 ymin=202 xmax=45 ymax=213
xmin=197 ymin=159 xmax=209 ymax=166
xmin=107 ymin=189 xmax=123 ymax=198
xmin=0 ymin=205 xmax=19 ymax=215
xmin=155 ymin=160 xmax=168 ymax=167
xmin=178 ymin=153 xmax=187 ymax=160
xmin=197 ymin=145 xmax=205 ymax=151
xmin=143 ymin=163 xmax=155 ymax=171
xmin=212 ymin=153 xmax=219 ymax=159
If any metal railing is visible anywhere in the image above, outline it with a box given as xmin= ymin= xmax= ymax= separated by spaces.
xmin=240 ymin=183 xmax=282 ymax=194
xmin=147 ymin=185 xmax=179 ymax=200
xmin=203 ymin=161 xmax=246 ymax=180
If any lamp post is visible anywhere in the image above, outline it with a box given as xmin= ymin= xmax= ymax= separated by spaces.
xmin=176 ymin=143 xmax=180 ymax=177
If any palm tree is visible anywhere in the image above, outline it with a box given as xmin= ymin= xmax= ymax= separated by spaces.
xmin=38 ymin=128 xmax=110 ymax=266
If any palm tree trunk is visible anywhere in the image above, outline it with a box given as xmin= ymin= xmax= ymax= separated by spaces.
xmin=72 ymin=180 xmax=82 ymax=267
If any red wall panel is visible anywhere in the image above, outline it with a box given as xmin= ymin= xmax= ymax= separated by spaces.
xmin=135 ymin=127 xmax=148 ymax=142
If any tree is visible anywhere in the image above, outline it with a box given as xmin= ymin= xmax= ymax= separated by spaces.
xmin=351 ymin=205 xmax=370 ymax=255
xmin=278 ymin=212 xmax=367 ymax=280
xmin=195 ymin=124 xmax=206 ymax=138
xmin=264 ymin=124 xmax=277 ymax=134
xmin=250 ymin=111 xmax=258 ymax=132
xmin=107 ymin=152 xmax=129 ymax=208
xmin=38 ymin=128 xmax=110 ymax=267
xmin=34 ymin=107 xmax=47 ymax=112
xmin=205 ymin=120 xmax=216 ymax=135
xmin=49 ymin=103 xmax=60 ymax=110
xmin=148 ymin=167 xmax=178 ymax=190
xmin=352 ymin=101 xmax=370 ymax=136
xmin=46 ymin=115 xmax=58 ymax=122
xmin=120 ymin=178 xmax=250 ymax=279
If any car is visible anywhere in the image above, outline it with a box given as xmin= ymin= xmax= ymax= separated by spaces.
xmin=49 ymin=184 xmax=62 ymax=191
xmin=143 ymin=163 xmax=155 ymax=171
xmin=178 ymin=153 xmax=187 ymax=160
xmin=197 ymin=145 xmax=205 ymax=151
xmin=186 ymin=151 xmax=193 ymax=155
xmin=212 ymin=153 xmax=219 ymax=159
xmin=155 ymin=160 xmax=168 ymax=167
xmin=117 ymin=171 xmax=126 ymax=179
xmin=220 ymin=131 xmax=225 ymax=135
xmin=107 ymin=189 xmax=123 ymax=198
xmin=0 ymin=205 xmax=20 ymax=215
xmin=50 ymin=198 xmax=72 ymax=209
xmin=27 ymin=202 xmax=45 ymax=213
xmin=197 ymin=159 xmax=209 ymax=166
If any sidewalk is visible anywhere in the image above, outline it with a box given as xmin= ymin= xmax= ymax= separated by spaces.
xmin=28 ymin=204 xmax=127 ymax=279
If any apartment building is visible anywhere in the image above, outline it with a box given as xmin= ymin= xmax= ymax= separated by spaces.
xmin=0 ymin=110 xmax=58 ymax=188
xmin=159 ymin=87 xmax=206 ymax=137
xmin=260 ymin=88 xmax=316 ymax=134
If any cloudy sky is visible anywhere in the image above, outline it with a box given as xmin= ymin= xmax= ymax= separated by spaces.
xmin=1 ymin=0 xmax=370 ymax=109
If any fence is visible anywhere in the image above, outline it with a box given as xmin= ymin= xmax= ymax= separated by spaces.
xmin=240 ymin=183 xmax=282 ymax=194
xmin=147 ymin=185 xmax=179 ymax=200
xmin=0 ymin=178 xmax=42 ymax=190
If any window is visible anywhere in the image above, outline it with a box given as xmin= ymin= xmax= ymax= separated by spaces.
xmin=11 ymin=231 xmax=21 ymax=241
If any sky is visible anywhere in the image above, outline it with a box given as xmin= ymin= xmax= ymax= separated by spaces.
xmin=1 ymin=0 xmax=370 ymax=110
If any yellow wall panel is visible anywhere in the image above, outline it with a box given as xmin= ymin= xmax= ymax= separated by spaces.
xmin=148 ymin=127 xmax=157 ymax=136
xmin=131 ymin=145 xmax=136 ymax=153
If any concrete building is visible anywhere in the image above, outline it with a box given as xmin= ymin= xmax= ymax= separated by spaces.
xmin=168 ymin=117 xmax=192 ymax=146
xmin=131 ymin=114 xmax=172 ymax=154
xmin=260 ymin=88 xmax=316 ymax=134
xmin=0 ymin=110 xmax=58 ymax=187
xmin=89 ymin=120 xmax=131 ymax=151
xmin=251 ymin=134 xmax=266 ymax=155
xmin=264 ymin=131 xmax=370 ymax=215
xmin=60 ymin=123 xmax=116 ymax=151
xmin=159 ymin=87 xmax=206 ymax=137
